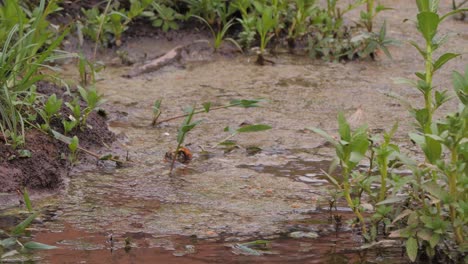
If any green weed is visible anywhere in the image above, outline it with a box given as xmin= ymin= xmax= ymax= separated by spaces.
xmin=309 ymin=0 xmax=468 ymax=262
xmin=0 ymin=0 xmax=68 ymax=148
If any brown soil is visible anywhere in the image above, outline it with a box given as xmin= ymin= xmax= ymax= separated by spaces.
xmin=0 ymin=82 xmax=116 ymax=193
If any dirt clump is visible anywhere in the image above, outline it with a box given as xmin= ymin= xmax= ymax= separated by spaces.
xmin=0 ymin=82 xmax=116 ymax=193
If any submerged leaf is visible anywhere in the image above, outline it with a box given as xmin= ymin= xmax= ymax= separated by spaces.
xmin=236 ymin=124 xmax=271 ymax=133
xmin=24 ymin=241 xmax=57 ymax=250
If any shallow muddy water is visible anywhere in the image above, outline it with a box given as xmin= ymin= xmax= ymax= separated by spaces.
xmin=1 ymin=0 xmax=467 ymax=263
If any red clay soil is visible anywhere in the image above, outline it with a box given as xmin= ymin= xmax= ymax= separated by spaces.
xmin=0 ymin=83 xmax=116 ymax=193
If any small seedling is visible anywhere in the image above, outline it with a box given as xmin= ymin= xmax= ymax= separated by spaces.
xmin=169 ymin=105 xmax=200 ymax=175
xmin=68 ymin=135 xmax=79 ymax=164
xmin=37 ymin=94 xmax=62 ymax=132
xmin=151 ymin=99 xmax=162 ymax=126
xmin=254 ymin=5 xmax=277 ymax=65
xmin=77 ymin=86 xmax=105 ymax=129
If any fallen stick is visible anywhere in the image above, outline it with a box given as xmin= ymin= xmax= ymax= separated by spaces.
xmin=123 ymin=40 xmax=212 ymax=78
xmin=123 ymin=45 xmax=183 ymax=78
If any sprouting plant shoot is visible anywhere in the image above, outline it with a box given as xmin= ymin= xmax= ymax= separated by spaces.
xmin=68 ymin=136 xmax=79 ymax=164
xmin=152 ymin=99 xmax=162 ymax=126
xmin=217 ymin=124 xmax=272 ymax=148
xmin=154 ymin=98 xmax=266 ymax=126
xmin=169 ymin=105 xmax=200 ymax=175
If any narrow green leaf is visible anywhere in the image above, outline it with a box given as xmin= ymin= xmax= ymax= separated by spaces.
xmin=376 ymin=196 xmax=408 ymax=205
xmin=236 ymin=124 xmax=271 ymax=133
xmin=0 ymin=238 xmax=17 ymax=248
xmin=321 ymin=169 xmax=340 ymax=187
xmin=202 ymin=102 xmax=211 ymax=113
xmin=23 ymin=188 xmax=32 ymax=212
xmin=51 ymin=129 xmax=72 ymax=145
xmin=1 ymin=249 xmax=19 ymax=259
xmin=308 ymin=127 xmax=338 ymax=146
xmin=12 ymin=212 xmax=39 ymax=235
xmin=23 ymin=241 xmax=57 ymax=250
xmin=433 ymin=53 xmax=460 ymax=72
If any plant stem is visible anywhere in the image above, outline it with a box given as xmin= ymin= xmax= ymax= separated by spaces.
xmin=448 ymin=147 xmax=464 ymax=244
xmin=366 ymin=0 xmax=374 ymax=32
xmin=343 ymin=182 xmax=368 ymax=236
xmin=154 ymin=102 xmax=243 ymax=125
xmin=93 ymin=0 xmax=113 ymax=61
xmin=378 ymin=160 xmax=388 ymax=202
xmin=424 ymin=42 xmax=434 ymax=132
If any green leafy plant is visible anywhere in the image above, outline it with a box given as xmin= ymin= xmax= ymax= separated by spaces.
xmin=192 ymin=15 xmax=240 ymax=51
xmin=169 ymin=105 xmax=200 ymax=174
xmin=0 ymin=191 xmax=56 ymax=261
xmin=37 ymin=94 xmax=62 ymax=132
xmin=309 ymin=113 xmax=370 ymax=236
xmin=287 ymin=0 xmax=317 ymax=49
xmin=81 ymin=0 xmax=152 ymax=48
xmin=308 ymin=1 xmax=468 ymax=262
xmin=184 ymin=0 xmax=224 ymax=26
xmin=0 ymin=0 xmax=68 ymax=148
xmin=159 ymin=99 xmax=268 ymax=175
xmin=77 ymin=86 xmax=105 ymax=129
xmin=147 ymin=3 xmax=183 ymax=32
xmin=254 ymin=5 xmax=278 ymax=65
xmin=360 ymin=0 xmax=392 ymax=32
xmin=77 ymin=53 xmax=105 ymax=86
xmin=232 ymin=0 xmax=256 ymax=49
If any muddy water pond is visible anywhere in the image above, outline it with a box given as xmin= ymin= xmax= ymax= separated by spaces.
xmin=2 ymin=0 xmax=467 ymax=262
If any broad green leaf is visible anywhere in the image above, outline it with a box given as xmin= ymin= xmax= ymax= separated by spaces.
xmin=433 ymin=53 xmax=460 ymax=72
xmin=51 ymin=129 xmax=72 ymax=145
xmin=406 ymin=237 xmax=418 ymax=262
xmin=422 ymin=182 xmax=450 ymax=202
xmin=429 ymin=233 xmax=440 ymax=248
xmin=68 ymin=136 xmax=79 ymax=152
xmin=376 ymin=196 xmax=408 ymax=206
xmin=392 ymin=209 xmax=413 ymax=224
xmin=424 ymin=136 xmax=441 ymax=163
xmin=409 ymin=133 xmax=425 ymax=146
xmin=0 ymin=237 xmax=17 ymax=248
xmin=1 ymin=250 xmax=19 ymax=259
xmin=416 ymin=0 xmax=430 ymax=12
xmin=417 ymin=12 xmax=439 ymax=42
xmin=237 ymin=124 xmax=271 ymax=133
xmin=417 ymin=229 xmax=432 ymax=241
xmin=408 ymin=211 xmax=419 ymax=226
xmin=23 ymin=241 xmax=57 ymax=250
xmin=44 ymin=94 xmax=62 ymax=116
xmin=349 ymin=151 xmax=365 ymax=164
xmin=337 ymin=112 xmax=351 ymax=141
